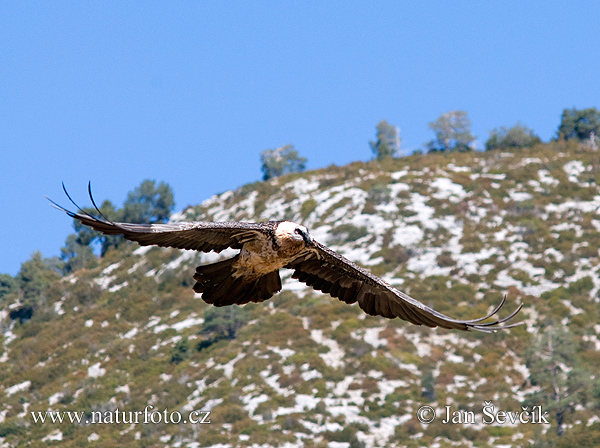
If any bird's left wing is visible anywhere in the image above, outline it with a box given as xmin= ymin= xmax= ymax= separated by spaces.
xmin=48 ymin=187 xmax=268 ymax=253
xmin=286 ymin=241 xmax=522 ymax=332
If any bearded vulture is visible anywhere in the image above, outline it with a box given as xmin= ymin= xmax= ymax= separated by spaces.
xmin=48 ymin=185 xmax=522 ymax=333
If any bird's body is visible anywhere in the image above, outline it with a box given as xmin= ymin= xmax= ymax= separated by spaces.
xmin=49 ymin=186 xmax=522 ymax=333
xmin=236 ymin=221 xmax=307 ymax=275
xmin=191 ymin=221 xmax=310 ymax=306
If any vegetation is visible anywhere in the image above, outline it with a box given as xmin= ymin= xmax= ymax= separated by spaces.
xmin=485 ymin=122 xmax=541 ymax=151
xmin=558 ymin=107 xmax=600 ymax=144
xmin=260 ymin=144 xmax=307 ymax=180
xmin=121 ymin=179 xmax=175 ymax=224
xmin=427 ymin=110 xmax=476 ymax=152
xmin=0 ymin=273 xmax=18 ymax=300
xmin=369 ymin=120 xmax=401 ymax=160
xmin=525 ymin=325 xmax=590 ymax=436
xmin=202 ymin=306 xmax=249 ymax=340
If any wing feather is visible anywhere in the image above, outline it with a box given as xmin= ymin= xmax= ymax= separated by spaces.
xmin=47 ymin=193 xmax=269 ymax=253
xmin=287 ymin=241 xmax=522 ymax=332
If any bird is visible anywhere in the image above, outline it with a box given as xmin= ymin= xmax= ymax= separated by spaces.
xmin=48 ymin=184 xmax=523 ymax=333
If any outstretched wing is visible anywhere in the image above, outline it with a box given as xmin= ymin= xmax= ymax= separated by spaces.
xmin=286 ymin=241 xmax=522 ymax=333
xmin=47 ymin=185 xmax=268 ymax=253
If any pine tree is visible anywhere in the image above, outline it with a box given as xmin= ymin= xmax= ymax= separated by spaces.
xmin=369 ymin=120 xmax=401 ymax=159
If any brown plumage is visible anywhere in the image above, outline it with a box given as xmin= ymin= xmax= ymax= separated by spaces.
xmin=48 ymin=185 xmax=523 ymax=333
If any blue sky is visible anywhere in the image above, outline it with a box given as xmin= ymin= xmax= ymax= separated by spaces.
xmin=1 ymin=2 xmax=599 ymax=276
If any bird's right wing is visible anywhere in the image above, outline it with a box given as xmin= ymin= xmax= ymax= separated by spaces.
xmin=47 ymin=185 xmax=269 ymax=253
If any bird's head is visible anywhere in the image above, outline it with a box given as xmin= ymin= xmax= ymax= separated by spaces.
xmin=275 ymin=221 xmax=313 ymax=247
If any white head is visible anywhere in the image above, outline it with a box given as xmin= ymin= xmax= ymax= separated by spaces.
xmin=275 ymin=221 xmax=313 ymax=245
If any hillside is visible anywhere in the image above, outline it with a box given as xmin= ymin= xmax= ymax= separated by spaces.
xmin=2 ymin=141 xmax=600 ymax=447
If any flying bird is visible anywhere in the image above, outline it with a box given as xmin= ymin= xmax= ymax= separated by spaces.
xmin=49 ymin=185 xmax=522 ymax=333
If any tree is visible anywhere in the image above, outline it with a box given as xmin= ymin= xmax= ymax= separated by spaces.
xmin=260 ymin=145 xmax=307 ymax=181
xmin=427 ymin=110 xmax=476 ymax=152
xmin=121 ymin=180 xmax=175 ymax=224
xmin=60 ymin=233 xmax=97 ymax=273
xmin=13 ymin=252 xmax=61 ymax=319
xmin=558 ymin=107 xmax=600 ymax=147
xmin=485 ymin=123 xmax=541 ymax=151
xmin=420 ymin=365 xmax=436 ymax=401
xmin=369 ymin=120 xmax=401 ymax=160
xmin=525 ymin=326 xmax=590 ymax=436
xmin=170 ymin=337 xmax=190 ymax=364
xmin=0 ymin=274 xmax=18 ymax=301
xmin=202 ymin=306 xmax=248 ymax=340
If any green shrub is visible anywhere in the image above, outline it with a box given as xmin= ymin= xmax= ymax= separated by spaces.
xmin=329 ymin=224 xmax=368 ymax=244
xmin=300 ymin=198 xmax=318 ymax=220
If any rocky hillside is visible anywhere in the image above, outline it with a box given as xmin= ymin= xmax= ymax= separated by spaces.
xmin=1 ymin=141 xmax=600 ymax=447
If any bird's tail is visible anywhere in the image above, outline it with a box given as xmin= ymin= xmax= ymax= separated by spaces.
xmin=192 ymin=256 xmax=282 ymax=306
